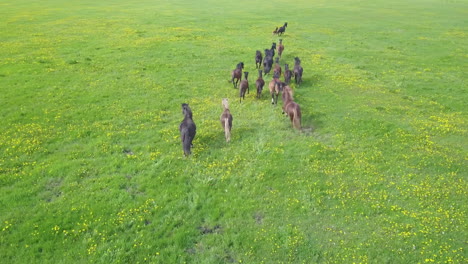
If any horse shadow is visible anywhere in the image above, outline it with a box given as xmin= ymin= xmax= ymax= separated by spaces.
xmin=300 ymin=111 xmax=325 ymax=136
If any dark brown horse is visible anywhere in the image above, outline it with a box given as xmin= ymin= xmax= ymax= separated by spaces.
xmin=179 ymin=103 xmax=196 ymax=156
xmin=220 ymin=98 xmax=233 ymax=142
xmin=275 ymin=80 xmax=293 ymax=101
xmin=255 ymin=70 xmax=265 ymax=99
xmin=284 ymin=63 xmax=292 ymax=84
xmin=293 ymin=57 xmax=303 ymax=85
xmin=273 ymin=57 xmax=282 ymax=78
xmin=239 ymin=71 xmax=249 ymax=103
xmin=230 ymin=62 xmax=244 ymax=88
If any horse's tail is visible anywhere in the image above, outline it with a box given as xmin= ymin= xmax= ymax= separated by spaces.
xmin=224 ymin=117 xmax=231 ymax=142
xmin=181 ymin=127 xmax=191 ymax=156
xmin=293 ymin=104 xmax=302 ymax=130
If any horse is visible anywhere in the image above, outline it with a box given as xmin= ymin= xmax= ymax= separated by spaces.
xmin=281 ymin=90 xmax=301 ymax=130
xmin=278 ymin=39 xmax=284 ymax=58
xmin=273 ymin=57 xmax=282 ymax=78
xmin=255 ymin=69 xmax=265 ymax=99
xmin=230 ymin=62 xmax=244 ymax=88
xmin=274 ymin=79 xmax=293 ymax=100
xmin=284 ymin=63 xmax=292 ymax=84
xmin=179 ymin=103 xmax=196 ymax=156
xmin=271 ymin=42 xmax=277 ymax=58
xmin=220 ymin=98 xmax=233 ymax=142
xmin=239 ymin=71 xmax=249 ymax=103
xmin=293 ymin=57 xmax=303 ymax=85
xmin=268 ymin=72 xmax=281 ymax=105
xmin=263 ymin=49 xmax=273 ymax=76
xmin=255 ymin=50 xmax=263 ymax=69
xmin=277 ymin=22 xmax=288 ymax=36
xmin=272 ymin=27 xmax=279 ymax=35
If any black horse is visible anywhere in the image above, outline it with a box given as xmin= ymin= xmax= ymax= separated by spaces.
xmin=179 ymin=103 xmax=196 ymax=156
xmin=255 ymin=50 xmax=263 ymax=69
xmin=263 ymin=49 xmax=274 ymax=76
xmin=277 ymin=22 xmax=288 ymax=36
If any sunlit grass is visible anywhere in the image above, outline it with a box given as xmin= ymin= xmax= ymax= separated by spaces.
xmin=1 ymin=0 xmax=467 ymax=263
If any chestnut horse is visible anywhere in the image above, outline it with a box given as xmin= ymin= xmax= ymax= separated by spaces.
xmin=278 ymin=39 xmax=284 ymax=58
xmin=281 ymin=88 xmax=301 ymax=130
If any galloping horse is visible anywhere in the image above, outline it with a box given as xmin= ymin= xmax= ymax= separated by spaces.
xmin=255 ymin=50 xmax=263 ymax=69
xmin=268 ymin=72 xmax=281 ymax=105
xmin=239 ymin=71 xmax=249 ymax=103
xmin=179 ymin=103 xmax=197 ymax=156
xmin=255 ymin=70 xmax=265 ymax=99
xmin=220 ymin=98 xmax=233 ymax=142
xmin=293 ymin=57 xmax=303 ymax=85
xmin=230 ymin=62 xmax=244 ymax=88
xmin=281 ymin=88 xmax=301 ymax=130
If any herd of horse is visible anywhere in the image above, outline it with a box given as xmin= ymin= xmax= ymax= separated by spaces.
xmin=180 ymin=22 xmax=303 ymax=156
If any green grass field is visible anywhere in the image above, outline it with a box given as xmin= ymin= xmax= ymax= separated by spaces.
xmin=1 ymin=0 xmax=467 ymax=263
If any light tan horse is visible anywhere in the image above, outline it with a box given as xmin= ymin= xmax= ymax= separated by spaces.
xmin=220 ymin=98 xmax=233 ymax=142
xmin=268 ymin=72 xmax=281 ymax=105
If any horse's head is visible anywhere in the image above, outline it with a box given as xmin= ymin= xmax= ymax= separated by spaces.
xmin=273 ymin=71 xmax=280 ymax=80
xmin=222 ymin=98 xmax=229 ymax=110
xmin=243 ymin=71 xmax=249 ymax=79
xmin=182 ymin=103 xmax=192 ymax=117
xmin=294 ymin=57 xmax=301 ymax=64
xmin=273 ymin=78 xmax=283 ymax=92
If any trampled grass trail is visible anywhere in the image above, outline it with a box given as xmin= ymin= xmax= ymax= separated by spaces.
xmin=0 ymin=0 xmax=467 ymax=263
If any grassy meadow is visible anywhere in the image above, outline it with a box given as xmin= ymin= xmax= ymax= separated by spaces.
xmin=1 ymin=0 xmax=467 ymax=263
